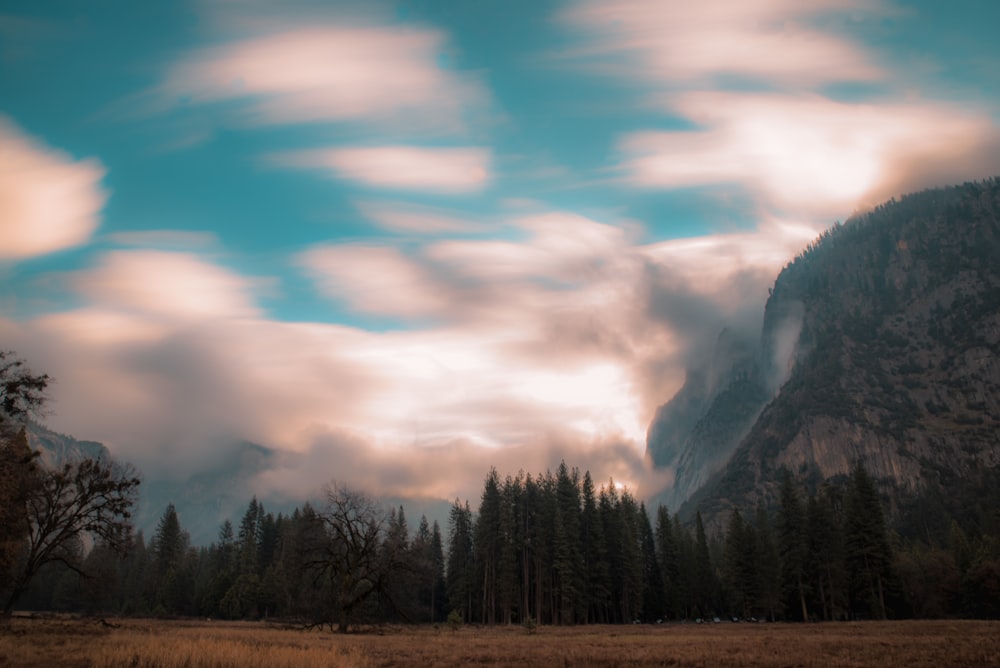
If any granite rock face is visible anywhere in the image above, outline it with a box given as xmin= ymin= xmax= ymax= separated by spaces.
xmin=649 ymin=179 xmax=1000 ymax=522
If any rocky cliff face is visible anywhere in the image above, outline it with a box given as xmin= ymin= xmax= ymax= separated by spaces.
xmin=26 ymin=422 xmax=110 ymax=469
xmin=651 ymin=178 xmax=1000 ymax=522
xmin=646 ymin=328 xmax=767 ymax=508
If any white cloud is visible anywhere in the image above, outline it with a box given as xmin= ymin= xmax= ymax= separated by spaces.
xmin=561 ymin=0 xmax=883 ymax=87
xmin=299 ymin=245 xmax=448 ymax=318
xmin=7 ymin=195 xmax=836 ymax=503
xmin=561 ymin=0 xmax=1000 ymax=220
xmin=76 ymin=250 xmax=262 ymax=321
xmin=159 ymin=23 xmax=487 ymax=133
xmin=619 ymin=92 xmax=999 ymax=217
xmin=356 ymin=200 xmax=484 ymax=234
xmin=269 ymin=146 xmax=491 ymax=193
xmin=0 ymin=116 xmax=106 ymax=259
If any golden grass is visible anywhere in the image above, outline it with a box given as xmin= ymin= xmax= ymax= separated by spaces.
xmin=1 ymin=617 xmax=998 ymax=667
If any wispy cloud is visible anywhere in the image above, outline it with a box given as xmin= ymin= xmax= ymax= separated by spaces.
xmin=0 ymin=115 xmax=106 ymax=259
xmin=268 ymin=146 xmax=492 ymax=193
xmin=299 ymin=245 xmax=450 ymax=319
xmin=356 ymin=200 xmax=485 ymax=235
xmin=76 ymin=250 xmax=262 ymax=321
xmin=1 ymin=191 xmax=825 ymax=500
xmin=560 ymin=0 xmax=1000 ymax=220
xmin=618 ymin=92 xmax=1000 ymax=216
xmin=158 ymin=22 xmax=488 ymax=134
xmin=561 ymin=0 xmax=883 ymax=87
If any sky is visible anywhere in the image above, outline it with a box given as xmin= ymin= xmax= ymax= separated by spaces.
xmin=2 ymin=0 xmax=999 ymax=506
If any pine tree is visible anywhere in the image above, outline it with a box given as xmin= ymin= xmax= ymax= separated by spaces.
xmin=497 ymin=473 xmax=522 ymax=624
xmin=845 ymin=462 xmax=891 ymax=619
xmin=693 ymin=512 xmax=715 ymax=618
xmin=429 ymin=520 xmax=447 ymax=622
xmin=381 ymin=506 xmax=412 ymax=622
xmin=553 ymin=462 xmax=584 ymax=624
xmin=777 ymin=470 xmax=810 ymax=621
xmin=723 ymin=510 xmax=758 ymax=619
xmin=151 ymin=504 xmax=189 ymax=614
xmin=674 ymin=515 xmax=695 ymax=619
xmin=446 ymin=499 xmax=475 ymax=621
xmin=581 ymin=472 xmax=609 ymax=623
xmin=655 ymin=505 xmax=680 ymax=619
xmin=638 ymin=502 xmax=666 ymax=621
xmin=619 ymin=489 xmax=644 ymax=623
xmin=754 ymin=506 xmax=781 ymax=621
xmin=806 ymin=488 xmax=846 ymax=620
xmin=475 ymin=468 xmax=503 ymax=624
xmin=222 ymin=497 xmax=264 ymax=618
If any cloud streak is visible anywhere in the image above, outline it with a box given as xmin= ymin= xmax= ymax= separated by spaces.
xmin=158 ymin=22 xmax=487 ymax=134
xmin=270 ymin=146 xmax=492 ymax=193
xmin=0 ymin=116 xmax=106 ymax=259
xmin=561 ymin=0 xmax=883 ymax=87
xmin=618 ymin=93 xmax=1000 ymax=217
xmin=1 ymin=199 xmax=807 ymax=500
xmin=561 ymin=0 xmax=1000 ymax=221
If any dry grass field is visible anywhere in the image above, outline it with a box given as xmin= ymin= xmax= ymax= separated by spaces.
xmin=1 ymin=617 xmax=998 ymax=668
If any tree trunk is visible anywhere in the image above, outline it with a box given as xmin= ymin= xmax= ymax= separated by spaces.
xmin=797 ymin=576 xmax=809 ymax=623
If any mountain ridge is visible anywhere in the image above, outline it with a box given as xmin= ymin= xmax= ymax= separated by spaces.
xmin=649 ymin=178 xmax=1000 ymax=527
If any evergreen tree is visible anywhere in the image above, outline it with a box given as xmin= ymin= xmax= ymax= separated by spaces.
xmin=581 ymin=472 xmax=609 ymax=623
xmin=674 ymin=515 xmax=695 ymax=618
xmin=222 ymin=497 xmax=263 ymax=618
xmin=151 ymin=504 xmax=190 ymax=614
xmin=618 ymin=488 xmax=644 ymax=622
xmin=638 ymin=503 xmax=666 ymax=621
xmin=723 ymin=510 xmax=757 ymax=619
xmin=693 ymin=512 xmax=715 ymax=618
xmin=553 ymin=462 xmax=584 ymax=624
xmin=845 ymin=462 xmax=891 ymax=619
xmin=446 ymin=499 xmax=475 ymax=621
xmin=475 ymin=468 xmax=503 ymax=624
xmin=806 ymin=489 xmax=846 ymax=620
xmin=495 ymin=473 xmax=523 ymax=624
xmin=777 ymin=470 xmax=810 ymax=621
xmin=655 ymin=505 xmax=680 ymax=619
xmin=429 ymin=520 xmax=447 ymax=622
xmin=754 ymin=506 xmax=781 ymax=621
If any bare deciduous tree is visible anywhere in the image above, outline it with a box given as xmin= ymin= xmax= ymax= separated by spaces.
xmin=305 ymin=484 xmax=411 ymax=632
xmin=0 ymin=351 xmax=140 ymax=617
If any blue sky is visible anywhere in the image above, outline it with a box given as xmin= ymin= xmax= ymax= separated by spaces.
xmin=2 ymin=0 xmax=999 ymax=503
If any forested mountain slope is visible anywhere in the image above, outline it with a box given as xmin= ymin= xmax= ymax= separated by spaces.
xmin=667 ymin=178 xmax=1000 ymax=529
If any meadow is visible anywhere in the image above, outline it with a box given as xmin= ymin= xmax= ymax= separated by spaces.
xmin=1 ymin=617 xmax=998 ymax=668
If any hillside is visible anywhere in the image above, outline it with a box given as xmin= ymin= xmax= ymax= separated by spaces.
xmin=653 ymin=178 xmax=1000 ymax=529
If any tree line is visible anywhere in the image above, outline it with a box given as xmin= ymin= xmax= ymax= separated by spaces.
xmin=12 ymin=459 xmax=1000 ymax=628
xmin=3 ymin=350 xmax=999 ymax=627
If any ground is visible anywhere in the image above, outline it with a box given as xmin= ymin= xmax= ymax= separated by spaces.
xmin=0 ymin=617 xmax=998 ymax=667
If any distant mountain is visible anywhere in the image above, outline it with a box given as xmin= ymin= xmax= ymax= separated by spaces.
xmin=137 ymin=441 xmax=285 ymax=545
xmin=24 ymin=424 xmax=278 ymax=544
xmin=26 ymin=425 xmax=453 ymax=546
xmin=648 ymin=178 xmax=1000 ymax=527
xmin=646 ymin=328 xmax=768 ymax=509
xmin=26 ymin=422 xmax=110 ymax=468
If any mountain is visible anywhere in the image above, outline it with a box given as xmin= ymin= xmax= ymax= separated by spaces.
xmin=137 ymin=441 xmax=285 ymax=545
xmin=648 ymin=178 xmax=1000 ymax=527
xmin=646 ymin=328 xmax=768 ymax=509
xmin=26 ymin=422 xmax=110 ymax=468
xmin=24 ymin=423 xmax=278 ymax=545
xmin=26 ymin=425 xmax=453 ymax=545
